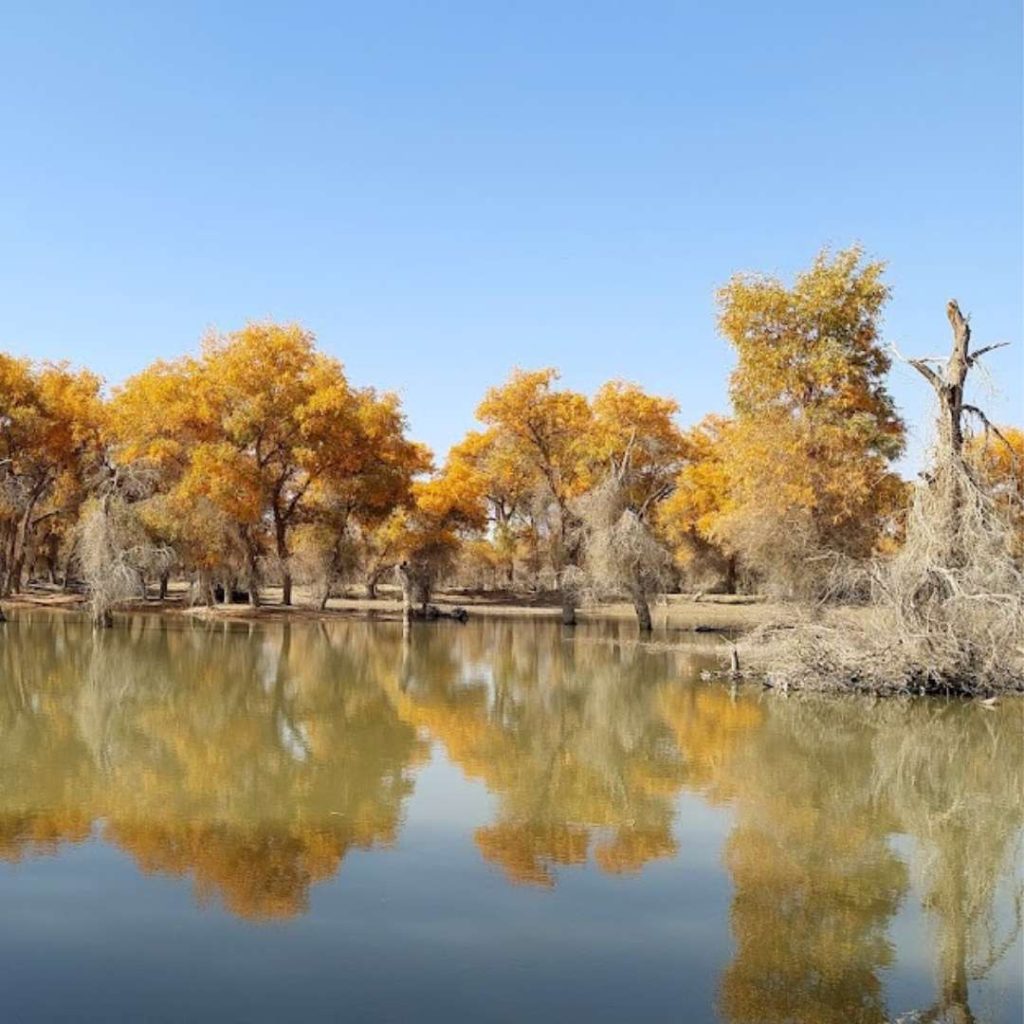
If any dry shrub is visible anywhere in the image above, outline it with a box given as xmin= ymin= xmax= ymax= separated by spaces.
xmin=78 ymin=494 xmax=173 ymax=626
xmin=745 ymin=455 xmax=1024 ymax=694
xmin=575 ymin=473 xmax=672 ymax=604
xmin=720 ymin=506 xmax=822 ymax=599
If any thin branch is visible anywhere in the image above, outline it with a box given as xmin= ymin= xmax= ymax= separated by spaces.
xmin=908 ymin=358 xmax=942 ymax=390
xmin=967 ymin=341 xmax=1010 ymax=366
xmin=890 ymin=341 xmax=944 ymax=389
xmin=962 ymin=406 xmax=1013 ymax=450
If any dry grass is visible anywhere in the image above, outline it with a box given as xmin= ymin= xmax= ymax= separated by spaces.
xmin=744 ymin=457 xmax=1024 ymax=695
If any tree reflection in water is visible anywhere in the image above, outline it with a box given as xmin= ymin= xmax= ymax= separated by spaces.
xmin=0 ymin=614 xmax=427 ymax=918
xmin=0 ymin=613 xmax=1019 ymax=1021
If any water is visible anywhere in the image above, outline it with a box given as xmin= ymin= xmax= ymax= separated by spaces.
xmin=0 ymin=610 xmax=1020 ymax=1023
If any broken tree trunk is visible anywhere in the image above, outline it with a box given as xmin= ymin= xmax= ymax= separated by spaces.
xmin=907 ymin=300 xmax=1010 ymax=564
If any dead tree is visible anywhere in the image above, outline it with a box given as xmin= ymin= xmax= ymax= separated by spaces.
xmin=906 ymin=300 xmax=1012 ymax=562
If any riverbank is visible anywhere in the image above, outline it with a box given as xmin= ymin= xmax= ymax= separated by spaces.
xmin=1 ymin=583 xmax=787 ymax=633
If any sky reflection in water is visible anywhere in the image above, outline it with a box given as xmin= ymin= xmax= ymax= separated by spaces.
xmin=0 ymin=612 xmax=1020 ymax=1023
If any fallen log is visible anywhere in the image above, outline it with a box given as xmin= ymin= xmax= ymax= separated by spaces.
xmin=409 ymin=605 xmax=469 ymax=623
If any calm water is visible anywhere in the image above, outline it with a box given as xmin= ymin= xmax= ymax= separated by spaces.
xmin=0 ymin=611 xmax=1021 ymax=1023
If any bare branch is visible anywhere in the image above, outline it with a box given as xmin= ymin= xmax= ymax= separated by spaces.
xmin=908 ymin=358 xmax=941 ymax=389
xmin=967 ymin=341 xmax=1010 ymax=366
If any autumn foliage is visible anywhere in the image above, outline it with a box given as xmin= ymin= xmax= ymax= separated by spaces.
xmin=0 ymin=247 xmax=1019 ymax=632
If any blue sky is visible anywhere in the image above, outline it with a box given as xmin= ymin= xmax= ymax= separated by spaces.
xmin=1 ymin=1 xmax=1020 ymax=470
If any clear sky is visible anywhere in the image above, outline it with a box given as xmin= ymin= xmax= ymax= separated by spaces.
xmin=1 ymin=1 xmax=1020 ymax=470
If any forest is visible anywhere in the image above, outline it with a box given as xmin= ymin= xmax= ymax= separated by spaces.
xmin=1 ymin=247 xmax=1021 ymax=694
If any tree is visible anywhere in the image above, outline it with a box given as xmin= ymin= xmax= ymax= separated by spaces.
xmin=0 ymin=357 xmax=105 ymax=596
xmin=967 ymin=424 xmax=1023 ymax=552
xmin=476 ymin=369 xmax=592 ymax=623
xmin=393 ymin=460 xmax=487 ymax=619
xmin=906 ymin=302 xmax=1017 ymax=563
xmin=76 ymin=468 xmax=172 ymax=627
xmin=301 ymin=389 xmax=430 ymax=608
xmin=111 ymin=323 xmax=422 ymax=609
xmin=109 ymin=355 xmax=231 ymax=602
xmin=195 ymin=323 xmax=364 ymax=606
xmin=657 ymin=415 xmax=740 ymax=592
xmin=446 ymin=428 xmax=537 ymax=586
xmin=716 ymin=246 xmax=906 ymax=594
xmin=577 ymin=381 xmax=688 ymax=629
xmin=750 ymin=302 xmax=1023 ymax=693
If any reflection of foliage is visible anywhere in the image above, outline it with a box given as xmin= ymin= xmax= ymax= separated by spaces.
xmin=388 ymin=624 xmax=713 ymax=886
xmin=106 ymin=821 xmax=351 ymax=920
xmin=870 ymin=703 xmax=1024 ymax=1024
xmin=658 ymin=685 xmax=763 ymax=797
xmin=712 ymin=700 xmax=906 ymax=1024
xmin=0 ymin=615 xmax=426 ymax=919
xmin=709 ymin=696 xmax=1023 ymax=1024
xmin=0 ymin=612 xmax=1019 ymax=1023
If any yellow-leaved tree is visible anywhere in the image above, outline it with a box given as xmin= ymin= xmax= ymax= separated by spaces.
xmin=475 ymin=369 xmax=593 ymax=623
xmin=453 ymin=371 xmax=687 ymax=627
xmin=714 ymin=246 xmax=906 ymax=595
xmin=657 ymin=414 xmax=739 ymax=592
xmin=0 ymin=356 xmax=105 ymax=596
xmin=966 ymin=425 xmax=1023 ymax=554
xmin=112 ymin=322 xmax=426 ymax=608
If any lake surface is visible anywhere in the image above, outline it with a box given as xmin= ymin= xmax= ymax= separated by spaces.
xmin=0 ymin=611 xmax=1021 ymax=1023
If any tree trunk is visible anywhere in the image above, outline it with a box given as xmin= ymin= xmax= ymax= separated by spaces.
xmin=7 ymin=510 xmax=31 ymax=595
xmin=204 ymin=572 xmax=216 ymax=607
xmin=158 ymin=572 xmax=169 ymax=601
xmin=365 ymin=575 xmax=378 ymax=600
xmin=724 ymin=555 xmax=738 ymax=595
xmin=397 ymin=562 xmax=414 ymax=621
xmin=631 ymin=589 xmax=653 ymax=632
xmin=909 ymin=301 xmax=980 ymax=566
xmin=244 ymin=537 xmax=261 ymax=608
xmin=557 ymin=562 xmax=577 ymax=626
xmin=274 ymin=515 xmax=292 ymax=606
xmin=560 ymin=589 xmax=577 ymax=626
xmin=1 ymin=525 xmax=16 ymax=596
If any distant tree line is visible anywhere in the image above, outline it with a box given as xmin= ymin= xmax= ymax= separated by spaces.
xmin=1 ymin=247 xmax=1020 ymax=628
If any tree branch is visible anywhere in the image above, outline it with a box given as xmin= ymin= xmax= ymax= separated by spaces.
xmin=967 ymin=341 xmax=1010 ymax=366
xmin=962 ymin=406 xmax=1019 ymax=469
xmin=908 ymin=358 xmax=942 ymax=390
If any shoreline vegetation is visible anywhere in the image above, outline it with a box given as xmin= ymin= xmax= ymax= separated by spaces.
xmin=1 ymin=248 xmax=1020 ymax=695
xmin=3 ymin=582 xmax=781 ymax=634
